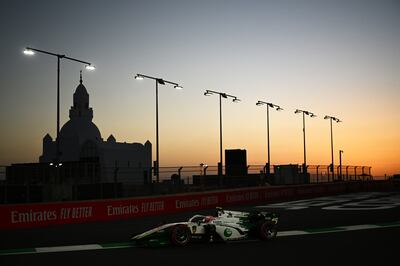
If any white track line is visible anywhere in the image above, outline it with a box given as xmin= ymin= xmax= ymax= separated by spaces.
xmin=35 ymin=244 xmax=102 ymax=253
xmin=341 ymin=224 xmax=380 ymax=231
xmin=278 ymin=230 xmax=309 ymax=237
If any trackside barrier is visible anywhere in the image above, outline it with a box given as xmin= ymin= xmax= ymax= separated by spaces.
xmin=0 ymin=180 xmax=396 ymax=230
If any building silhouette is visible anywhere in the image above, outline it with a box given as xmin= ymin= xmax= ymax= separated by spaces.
xmin=39 ymin=72 xmax=152 ymax=185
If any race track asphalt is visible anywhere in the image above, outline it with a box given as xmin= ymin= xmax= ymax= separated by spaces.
xmin=1 ymin=192 xmax=399 ymax=266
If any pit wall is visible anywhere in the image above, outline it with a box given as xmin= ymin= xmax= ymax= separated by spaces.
xmin=0 ymin=180 xmax=396 ymax=229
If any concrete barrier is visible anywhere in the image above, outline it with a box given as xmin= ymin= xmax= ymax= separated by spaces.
xmin=0 ymin=180 xmax=396 ymax=229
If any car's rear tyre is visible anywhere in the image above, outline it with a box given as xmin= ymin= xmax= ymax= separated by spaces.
xmin=258 ymin=221 xmax=277 ymax=240
xmin=170 ymin=225 xmax=191 ymax=246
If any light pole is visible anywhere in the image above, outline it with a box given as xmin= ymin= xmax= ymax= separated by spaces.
xmin=324 ymin=115 xmax=341 ymax=181
xmin=295 ymin=109 xmax=316 ymax=179
xmin=23 ymin=47 xmax=95 ymax=164
xmin=134 ymin=74 xmax=182 ymax=183
xmin=339 ymin=150 xmax=344 ymax=180
xmin=204 ymin=90 xmax=240 ymax=178
xmin=256 ymin=101 xmax=283 ymax=178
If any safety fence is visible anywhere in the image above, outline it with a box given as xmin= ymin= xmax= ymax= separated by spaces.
xmin=149 ymin=164 xmax=372 ymax=184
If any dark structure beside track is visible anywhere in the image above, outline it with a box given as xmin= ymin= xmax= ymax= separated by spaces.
xmin=0 ymin=164 xmax=373 ymax=204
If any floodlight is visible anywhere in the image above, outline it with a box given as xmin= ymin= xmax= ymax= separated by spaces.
xmin=232 ymin=98 xmax=240 ymax=103
xmin=23 ymin=48 xmax=35 ymax=55
xmin=85 ymin=65 xmax=95 ymax=71
xmin=134 ymin=74 xmax=144 ymax=80
xmin=174 ymin=85 xmax=183 ymax=90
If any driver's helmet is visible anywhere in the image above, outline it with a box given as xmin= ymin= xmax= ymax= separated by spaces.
xmin=203 ymin=216 xmax=215 ymax=223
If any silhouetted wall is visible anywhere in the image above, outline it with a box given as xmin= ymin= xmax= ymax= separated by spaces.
xmin=225 ymin=149 xmax=247 ymax=176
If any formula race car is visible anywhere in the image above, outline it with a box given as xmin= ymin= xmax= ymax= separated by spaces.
xmin=131 ymin=207 xmax=278 ymax=247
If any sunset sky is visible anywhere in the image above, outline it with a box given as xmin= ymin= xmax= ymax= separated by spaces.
xmin=0 ymin=0 xmax=399 ymax=176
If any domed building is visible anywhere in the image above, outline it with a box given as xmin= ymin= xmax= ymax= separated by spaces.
xmin=39 ymin=73 xmax=152 ymax=185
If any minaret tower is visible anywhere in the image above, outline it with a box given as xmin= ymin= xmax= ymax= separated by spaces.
xmin=69 ymin=70 xmax=93 ymax=120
